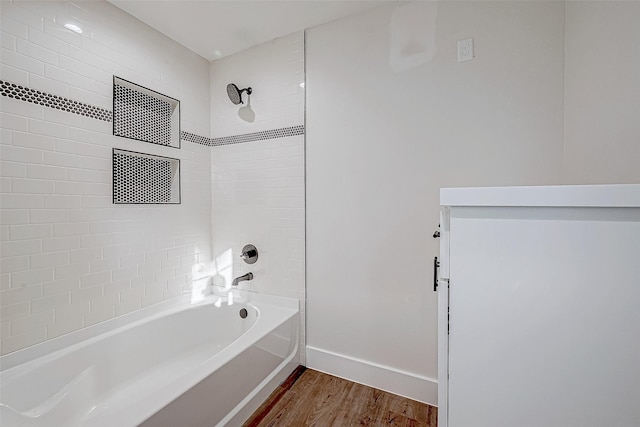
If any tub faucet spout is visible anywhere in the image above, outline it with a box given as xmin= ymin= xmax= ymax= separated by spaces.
xmin=231 ymin=272 xmax=253 ymax=287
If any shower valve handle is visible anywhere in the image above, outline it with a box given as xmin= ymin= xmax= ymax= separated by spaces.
xmin=240 ymin=244 xmax=258 ymax=264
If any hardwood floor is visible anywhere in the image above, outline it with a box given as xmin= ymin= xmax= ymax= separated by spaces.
xmin=243 ymin=367 xmax=437 ymax=427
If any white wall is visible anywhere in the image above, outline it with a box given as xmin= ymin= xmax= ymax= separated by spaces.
xmin=564 ymin=1 xmax=640 ymax=184
xmin=209 ymin=32 xmax=306 ymax=362
xmin=306 ymin=1 xmax=565 ymax=404
xmin=0 ymin=1 xmax=211 ymax=354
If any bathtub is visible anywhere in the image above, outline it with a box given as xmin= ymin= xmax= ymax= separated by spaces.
xmin=0 ymin=290 xmax=299 ymax=427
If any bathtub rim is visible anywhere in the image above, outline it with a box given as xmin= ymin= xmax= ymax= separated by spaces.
xmin=0 ymin=290 xmax=298 ymax=373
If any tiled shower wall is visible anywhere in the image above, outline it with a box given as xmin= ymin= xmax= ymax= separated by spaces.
xmin=0 ymin=1 xmax=212 ymax=354
xmin=209 ymin=32 xmax=306 ymax=362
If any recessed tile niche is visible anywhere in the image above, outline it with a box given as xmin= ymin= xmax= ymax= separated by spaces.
xmin=113 ymin=76 xmax=181 ymax=148
xmin=113 ymin=149 xmax=180 ymax=204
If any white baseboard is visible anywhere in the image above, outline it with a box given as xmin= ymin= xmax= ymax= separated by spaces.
xmin=306 ymin=346 xmax=438 ymax=406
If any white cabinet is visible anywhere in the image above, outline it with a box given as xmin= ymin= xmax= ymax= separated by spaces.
xmin=438 ymin=185 xmax=640 ymax=427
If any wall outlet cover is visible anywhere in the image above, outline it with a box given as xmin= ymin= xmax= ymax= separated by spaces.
xmin=457 ymin=38 xmax=474 ymax=62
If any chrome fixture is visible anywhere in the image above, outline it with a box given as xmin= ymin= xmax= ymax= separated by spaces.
xmin=226 ymin=83 xmax=252 ymax=105
xmin=240 ymin=244 xmax=258 ymax=264
xmin=231 ymin=272 xmax=253 ymax=287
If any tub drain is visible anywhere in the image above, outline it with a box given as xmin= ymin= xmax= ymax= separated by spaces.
xmin=239 ymin=308 xmax=248 ymax=319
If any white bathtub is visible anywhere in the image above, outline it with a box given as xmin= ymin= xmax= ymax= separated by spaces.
xmin=0 ymin=291 xmax=299 ymax=427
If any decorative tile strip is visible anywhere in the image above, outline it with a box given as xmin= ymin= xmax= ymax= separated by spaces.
xmin=0 ymin=80 xmax=304 ymax=147
xmin=210 ymin=125 xmax=305 ymax=147
xmin=0 ymin=80 xmax=112 ymax=122
xmin=181 ymin=131 xmax=211 ymax=146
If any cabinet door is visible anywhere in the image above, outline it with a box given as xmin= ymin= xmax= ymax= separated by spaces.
xmin=448 ymin=207 xmax=640 ymax=427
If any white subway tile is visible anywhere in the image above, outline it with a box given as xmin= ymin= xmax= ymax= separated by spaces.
xmin=54 ymin=299 xmax=90 ymax=319
xmin=55 ymin=181 xmax=110 ymax=196
xmin=69 ymin=127 xmax=111 ymax=147
xmin=0 ymin=176 xmax=10 ymax=192
xmin=0 ymin=209 xmax=28 ymax=225
xmin=11 ymin=267 xmax=52 ymax=287
xmin=27 ymin=164 xmax=67 ymax=180
xmin=81 ymin=196 xmax=110 ymax=208
xmin=30 ymin=209 xmax=69 ymax=223
xmin=0 ymin=274 xmax=11 ymax=290
xmin=0 ymin=194 xmax=44 ymax=209
xmin=8 ymin=223 xmax=52 ymax=240
xmin=0 ymin=113 xmax=29 ymax=133
xmin=0 ymin=328 xmax=46 ymax=355
xmin=55 ymin=139 xmax=110 ymax=158
xmin=43 ymin=20 xmax=81 ymax=48
xmin=30 ymin=251 xmax=69 ymax=269
xmin=11 ymin=310 xmax=54 ymax=336
xmin=2 ymin=3 xmax=45 ymax=31
xmin=41 ymin=195 xmax=79 ymax=210
xmin=28 ymin=28 xmax=69 ymax=56
xmin=54 ymin=262 xmax=89 ymax=280
xmin=89 ymin=257 xmax=118 ymax=274
xmin=47 ymin=312 xmax=83 ymax=338
xmin=11 ymin=178 xmax=55 ymax=194
xmin=43 ymin=63 xmax=81 ymax=86
xmin=44 ymin=151 xmax=82 ymax=168
xmin=30 ymin=292 xmax=70 ymax=314
xmin=71 ymin=284 xmax=102 ymax=303
xmin=43 ymin=108 xmax=82 ymax=128
xmin=0 ymin=239 xmax=41 ymax=257
xmin=141 ymin=286 xmax=163 ymax=308
xmin=29 ymin=118 xmax=68 ymax=139
xmin=112 ymin=266 xmax=137 ymax=283
xmin=78 ymin=76 xmax=111 ymax=98
xmin=0 ymin=256 xmax=29 ymax=274
xmin=1 ymin=97 xmax=44 ymax=120
xmin=12 ymin=131 xmax=56 ymax=151
xmin=130 ymin=275 xmax=153 ymax=289
xmin=58 ymin=55 xmax=111 ymax=85
xmin=28 ymin=73 xmax=70 ymax=98
xmin=0 ymin=15 xmax=28 ymax=40
xmin=16 ymin=38 xmax=58 ymax=65
xmin=42 ymin=236 xmax=79 ymax=252
xmin=53 ymin=222 xmax=88 ymax=237
xmin=68 ymin=209 xmax=102 ymax=222
xmin=43 ymin=277 xmax=80 ymax=297
xmin=0 ymin=300 xmax=30 ymax=321
xmin=79 ymin=116 xmax=110 ymax=133
xmin=80 ymin=233 xmax=111 ymax=248
xmin=68 ymin=86 xmax=110 ymax=110
xmin=67 ymin=168 xmax=108 ymax=183
xmin=68 ymin=247 xmax=101 ymax=264
xmin=1 ymin=30 xmax=16 ymax=50
xmin=79 ymin=156 xmax=109 ymax=171
xmin=0 ymin=284 xmax=42 ymax=307
xmin=84 ymin=303 xmax=115 ymax=327
xmin=0 ymin=63 xmax=29 ymax=85
xmin=1 ymin=47 xmax=44 ymax=75
xmin=80 ymin=271 xmax=110 ymax=288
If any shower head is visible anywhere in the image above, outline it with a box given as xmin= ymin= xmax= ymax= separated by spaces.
xmin=226 ymin=83 xmax=252 ymax=105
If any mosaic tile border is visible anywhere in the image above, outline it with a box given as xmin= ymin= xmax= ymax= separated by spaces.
xmin=210 ymin=125 xmax=305 ymax=147
xmin=181 ymin=131 xmax=211 ymax=146
xmin=0 ymin=80 xmax=112 ymax=122
xmin=1 ymin=80 xmax=304 ymax=147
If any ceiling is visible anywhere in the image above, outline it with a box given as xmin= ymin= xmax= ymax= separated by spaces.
xmin=108 ymin=1 xmax=388 ymax=61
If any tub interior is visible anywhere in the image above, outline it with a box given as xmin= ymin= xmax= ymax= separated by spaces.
xmin=0 ymin=300 xmax=259 ymax=426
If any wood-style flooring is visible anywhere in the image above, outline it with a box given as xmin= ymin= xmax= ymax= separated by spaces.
xmin=243 ymin=367 xmax=437 ymax=427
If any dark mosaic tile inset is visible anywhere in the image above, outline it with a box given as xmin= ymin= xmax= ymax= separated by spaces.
xmin=113 ymin=80 xmax=177 ymax=147
xmin=0 ymin=80 xmax=112 ymax=122
xmin=113 ymin=149 xmax=179 ymax=204
xmin=181 ymin=131 xmax=210 ymax=146
xmin=210 ymin=125 xmax=305 ymax=146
